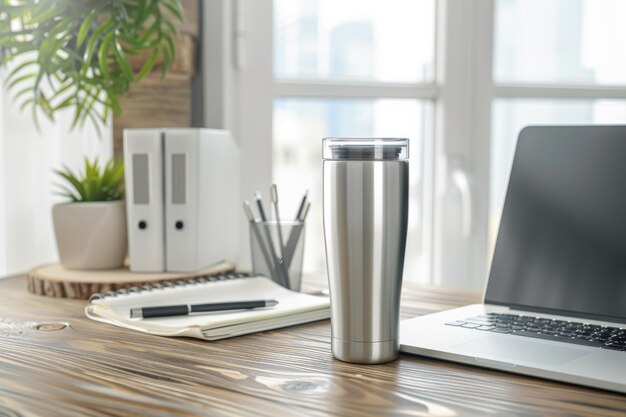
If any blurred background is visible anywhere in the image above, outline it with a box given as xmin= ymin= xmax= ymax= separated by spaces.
xmin=272 ymin=0 xmax=626 ymax=288
xmin=1 ymin=0 xmax=625 ymax=289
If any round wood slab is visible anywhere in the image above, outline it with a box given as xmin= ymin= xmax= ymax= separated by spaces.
xmin=27 ymin=261 xmax=236 ymax=299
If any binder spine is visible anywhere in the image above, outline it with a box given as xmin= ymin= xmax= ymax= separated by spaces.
xmin=89 ymin=272 xmax=252 ymax=302
xmin=163 ymin=129 xmax=198 ymax=271
xmin=124 ymin=129 xmax=166 ymax=272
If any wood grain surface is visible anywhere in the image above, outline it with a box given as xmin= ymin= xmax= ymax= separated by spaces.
xmin=0 ymin=274 xmax=625 ymax=417
xmin=113 ymin=72 xmax=193 ymax=157
xmin=26 ymin=261 xmax=235 ymax=299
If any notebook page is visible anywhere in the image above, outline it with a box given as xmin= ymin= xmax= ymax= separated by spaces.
xmin=90 ymin=276 xmax=329 ymax=331
xmin=202 ymin=309 xmax=330 ymax=340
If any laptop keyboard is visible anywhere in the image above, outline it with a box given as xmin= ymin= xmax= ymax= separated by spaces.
xmin=446 ymin=313 xmax=626 ymax=351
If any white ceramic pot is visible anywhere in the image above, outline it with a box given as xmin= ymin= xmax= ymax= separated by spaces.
xmin=52 ymin=200 xmax=128 ymax=270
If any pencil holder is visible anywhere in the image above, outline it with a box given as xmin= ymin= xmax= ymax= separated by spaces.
xmin=249 ymin=220 xmax=305 ymax=292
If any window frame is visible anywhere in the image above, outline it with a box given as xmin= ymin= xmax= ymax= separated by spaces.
xmin=272 ymin=1 xmax=440 ymax=282
xmin=200 ymin=0 xmax=626 ymax=288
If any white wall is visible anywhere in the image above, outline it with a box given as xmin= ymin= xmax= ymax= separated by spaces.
xmin=0 ymin=83 xmax=112 ymax=276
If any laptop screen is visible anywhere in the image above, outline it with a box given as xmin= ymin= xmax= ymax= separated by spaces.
xmin=485 ymin=126 xmax=626 ymax=322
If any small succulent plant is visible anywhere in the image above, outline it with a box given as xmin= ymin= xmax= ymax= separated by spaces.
xmin=54 ymin=157 xmax=124 ymax=202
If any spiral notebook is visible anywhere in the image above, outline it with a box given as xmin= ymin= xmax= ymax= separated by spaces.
xmin=85 ymin=273 xmax=330 ymax=340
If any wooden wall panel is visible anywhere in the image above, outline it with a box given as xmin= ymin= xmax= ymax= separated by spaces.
xmin=126 ymin=34 xmax=196 ymax=76
xmin=113 ymin=73 xmax=191 ymax=156
xmin=113 ymin=0 xmax=199 ymax=159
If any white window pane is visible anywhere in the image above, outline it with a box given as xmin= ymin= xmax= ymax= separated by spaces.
xmin=273 ymin=98 xmax=432 ymax=281
xmin=274 ymin=0 xmax=435 ymax=83
xmin=494 ymin=0 xmax=626 ymax=84
xmin=490 ymin=99 xmax=626 ymax=253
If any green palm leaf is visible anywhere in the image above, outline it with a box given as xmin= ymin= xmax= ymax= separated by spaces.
xmin=0 ymin=0 xmax=184 ymax=132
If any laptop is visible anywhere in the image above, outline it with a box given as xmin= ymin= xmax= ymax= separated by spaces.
xmin=400 ymin=125 xmax=626 ymax=393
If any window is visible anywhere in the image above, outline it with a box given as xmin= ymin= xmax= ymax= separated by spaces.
xmin=490 ymin=0 xmax=626 ymax=254
xmin=272 ymin=0 xmax=436 ymax=280
xmin=274 ymin=0 xmax=434 ymax=83
xmin=204 ymin=0 xmax=626 ymax=289
xmin=494 ymin=0 xmax=626 ymax=85
xmin=274 ymin=98 xmax=432 ymax=275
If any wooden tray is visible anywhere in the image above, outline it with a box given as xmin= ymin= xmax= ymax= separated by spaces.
xmin=27 ymin=260 xmax=236 ymax=299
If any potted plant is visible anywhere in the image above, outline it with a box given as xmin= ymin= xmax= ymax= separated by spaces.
xmin=0 ymin=0 xmax=183 ymax=133
xmin=52 ymin=157 xmax=126 ymax=269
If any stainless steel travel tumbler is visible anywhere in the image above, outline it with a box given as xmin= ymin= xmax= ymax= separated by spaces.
xmin=322 ymin=138 xmax=409 ymax=364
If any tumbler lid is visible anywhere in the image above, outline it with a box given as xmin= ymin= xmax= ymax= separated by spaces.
xmin=322 ymin=138 xmax=408 ymax=161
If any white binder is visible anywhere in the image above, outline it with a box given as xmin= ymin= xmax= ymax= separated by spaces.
xmin=163 ymin=129 xmax=240 ymax=272
xmin=123 ymin=129 xmax=165 ymax=272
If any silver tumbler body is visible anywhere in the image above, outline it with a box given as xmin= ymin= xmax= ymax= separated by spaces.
xmin=322 ymin=138 xmax=409 ymax=364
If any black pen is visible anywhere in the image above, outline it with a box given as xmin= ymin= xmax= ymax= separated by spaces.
xmin=284 ymin=201 xmax=311 ymax=268
xmin=255 ymin=191 xmax=289 ymax=287
xmin=295 ymin=190 xmax=309 ymax=221
xmin=243 ymin=201 xmax=279 ymax=283
xmin=271 ymin=184 xmax=286 ymax=257
xmin=130 ymin=300 xmax=279 ymax=319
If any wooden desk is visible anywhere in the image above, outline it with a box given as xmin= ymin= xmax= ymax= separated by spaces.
xmin=0 ymin=275 xmax=624 ymax=417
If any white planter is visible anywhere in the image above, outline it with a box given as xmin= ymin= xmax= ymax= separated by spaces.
xmin=52 ymin=200 xmax=128 ymax=270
